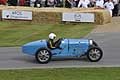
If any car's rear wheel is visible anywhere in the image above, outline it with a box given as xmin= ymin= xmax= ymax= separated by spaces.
xmin=87 ymin=47 xmax=103 ymax=62
xmin=35 ymin=49 xmax=51 ymax=64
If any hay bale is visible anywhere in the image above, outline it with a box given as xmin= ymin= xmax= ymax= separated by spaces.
xmin=32 ymin=11 xmax=61 ymax=24
xmin=0 ymin=6 xmax=111 ymax=25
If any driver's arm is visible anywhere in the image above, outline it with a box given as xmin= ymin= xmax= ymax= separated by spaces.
xmin=49 ymin=40 xmax=56 ymax=49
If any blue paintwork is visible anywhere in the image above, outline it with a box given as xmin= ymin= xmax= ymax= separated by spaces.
xmin=22 ymin=39 xmax=90 ymax=57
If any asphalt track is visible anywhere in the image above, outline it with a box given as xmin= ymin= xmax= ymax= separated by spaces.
xmin=0 ymin=32 xmax=120 ymax=69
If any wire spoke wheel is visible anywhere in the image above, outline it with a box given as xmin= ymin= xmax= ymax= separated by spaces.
xmin=36 ymin=49 xmax=51 ymax=64
xmin=87 ymin=47 xmax=103 ymax=62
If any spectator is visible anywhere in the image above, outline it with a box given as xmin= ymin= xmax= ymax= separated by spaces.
xmin=104 ymin=0 xmax=114 ymax=16
xmin=30 ymin=0 xmax=36 ymax=7
xmin=104 ymin=0 xmax=108 ymax=3
xmin=95 ymin=0 xmax=104 ymax=8
xmin=112 ymin=0 xmax=119 ymax=16
xmin=40 ymin=0 xmax=46 ymax=7
xmin=25 ymin=0 xmax=30 ymax=6
xmin=0 ymin=0 xmax=7 ymax=5
xmin=74 ymin=0 xmax=79 ymax=7
xmin=88 ymin=0 xmax=95 ymax=7
xmin=78 ymin=0 xmax=90 ymax=8
xmin=113 ymin=0 xmax=118 ymax=4
xmin=19 ymin=0 xmax=25 ymax=6
xmin=34 ymin=0 xmax=41 ymax=7
xmin=47 ymin=0 xmax=57 ymax=7
xmin=56 ymin=0 xmax=63 ymax=7
xmin=8 ymin=0 xmax=18 ymax=6
xmin=117 ymin=0 xmax=120 ymax=16
xmin=35 ymin=0 xmax=46 ymax=7
xmin=65 ymin=0 xmax=75 ymax=8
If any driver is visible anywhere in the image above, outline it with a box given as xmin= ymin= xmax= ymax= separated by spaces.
xmin=48 ymin=33 xmax=62 ymax=49
xmin=48 ymin=33 xmax=57 ymax=49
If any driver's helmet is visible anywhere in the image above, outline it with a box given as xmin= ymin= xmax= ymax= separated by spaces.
xmin=49 ymin=33 xmax=56 ymax=40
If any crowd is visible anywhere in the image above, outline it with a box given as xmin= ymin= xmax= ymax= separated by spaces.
xmin=0 ymin=0 xmax=120 ymax=16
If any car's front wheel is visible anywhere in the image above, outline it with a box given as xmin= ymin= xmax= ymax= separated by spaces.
xmin=87 ymin=47 xmax=103 ymax=62
xmin=35 ymin=49 xmax=51 ymax=64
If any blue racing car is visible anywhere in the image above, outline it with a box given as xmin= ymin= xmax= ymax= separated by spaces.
xmin=22 ymin=38 xmax=103 ymax=64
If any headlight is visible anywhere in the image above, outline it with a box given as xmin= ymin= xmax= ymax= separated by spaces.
xmin=89 ymin=39 xmax=93 ymax=45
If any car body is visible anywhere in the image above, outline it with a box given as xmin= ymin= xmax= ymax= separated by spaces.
xmin=22 ymin=38 xmax=103 ymax=63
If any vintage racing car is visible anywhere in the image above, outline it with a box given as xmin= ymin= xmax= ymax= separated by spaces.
xmin=22 ymin=38 xmax=103 ymax=64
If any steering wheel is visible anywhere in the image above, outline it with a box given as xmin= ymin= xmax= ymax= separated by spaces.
xmin=55 ymin=38 xmax=63 ymax=48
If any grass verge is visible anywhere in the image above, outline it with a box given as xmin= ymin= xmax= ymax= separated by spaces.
xmin=0 ymin=68 xmax=120 ymax=80
xmin=0 ymin=22 xmax=94 ymax=46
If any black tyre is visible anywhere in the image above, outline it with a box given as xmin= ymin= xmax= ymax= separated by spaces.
xmin=35 ymin=48 xmax=51 ymax=64
xmin=87 ymin=47 xmax=103 ymax=62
